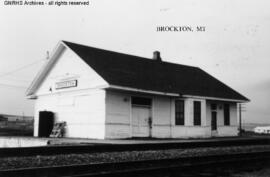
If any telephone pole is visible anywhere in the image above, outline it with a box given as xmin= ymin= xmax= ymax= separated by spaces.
xmin=239 ymin=104 xmax=242 ymax=136
xmin=239 ymin=103 xmax=247 ymax=136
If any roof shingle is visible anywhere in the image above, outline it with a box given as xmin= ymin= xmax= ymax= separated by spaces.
xmin=63 ymin=41 xmax=249 ymax=101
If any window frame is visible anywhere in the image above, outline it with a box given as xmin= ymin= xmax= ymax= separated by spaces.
xmin=175 ymin=100 xmax=185 ymax=125
xmin=131 ymin=96 xmax=152 ymax=107
xmin=211 ymin=103 xmax=217 ymax=110
xmin=193 ymin=101 xmax=201 ymax=126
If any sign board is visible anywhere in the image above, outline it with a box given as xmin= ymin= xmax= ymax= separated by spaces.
xmin=55 ymin=80 xmax=77 ymax=89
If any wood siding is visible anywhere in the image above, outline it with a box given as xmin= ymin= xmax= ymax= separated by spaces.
xmin=34 ymin=47 xmax=107 ymax=139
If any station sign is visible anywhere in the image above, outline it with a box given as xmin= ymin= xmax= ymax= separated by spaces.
xmin=55 ymin=80 xmax=77 ymax=89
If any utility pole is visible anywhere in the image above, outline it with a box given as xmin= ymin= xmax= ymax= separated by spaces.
xmin=239 ymin=104 xmax=242 ymax=136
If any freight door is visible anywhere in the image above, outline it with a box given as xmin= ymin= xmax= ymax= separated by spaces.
xmin=132 ymin=106 xmax=151 ymax=137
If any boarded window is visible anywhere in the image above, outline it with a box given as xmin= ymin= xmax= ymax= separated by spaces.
xmin=224 ymin=104 xmax=230 ymax=125
xmin=132 ymin=97 xmax=151 ymax=106
xmin=175 ymin=100 xmax=184 ymax=125
xmin=194 ymin=101 xmax=201 ymax=126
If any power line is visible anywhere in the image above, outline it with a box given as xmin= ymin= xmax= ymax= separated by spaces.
xmin=0 ymin=77 xmax=30 ymax=83
xmin=0 ymin=59 xmax=45 ymax=78
xmin=0 ymin=58 xmax=47 ymax=88
xmin=0 ymin=83 xmax=27 ymax=89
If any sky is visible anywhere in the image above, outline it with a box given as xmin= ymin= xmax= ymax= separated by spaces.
xmin=0 ymin=0 xmax=269 ymax=123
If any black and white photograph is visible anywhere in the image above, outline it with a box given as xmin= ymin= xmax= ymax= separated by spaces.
xmin=0 ymin=0 xmax=270 ymax=176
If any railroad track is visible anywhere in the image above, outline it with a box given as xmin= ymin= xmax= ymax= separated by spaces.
xmin=0 ymin=137 xmax=270 ymax=157
xmin=1 ymin=150 xmax=270 ymax=177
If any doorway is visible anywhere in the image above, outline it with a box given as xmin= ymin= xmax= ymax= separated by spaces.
xmin=38 ymin=111 xmax=54 ymax=137
xmin=131 ymin=97 xmax=152 ymax=137
xmin=210 ymin=103 xmax=218 ymax=136
xmin=211 ymin=111 xmax=217 ymax=131
xmin=132 ymin=106 xmax=151 ymax=137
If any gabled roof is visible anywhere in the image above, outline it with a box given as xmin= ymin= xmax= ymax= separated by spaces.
xmin=61 ymin=41 xmax=249 ymax=102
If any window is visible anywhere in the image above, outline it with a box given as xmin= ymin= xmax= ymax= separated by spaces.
xmin=211 ymin=104 xmax=217 ymax=110
xmin=175 ymin=100 xmax=184 ymax=125
xmin=131 ymin=97 xmax=151 ymax=106
xmin=224 ymin=104 xmax=230 ymax=125
xmin=194 ymin=101 xmax=201 ymax=126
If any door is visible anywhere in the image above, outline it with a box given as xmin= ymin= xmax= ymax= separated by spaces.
xmin=38 ymin=111 xmax=54 ymax=137
xmin=132 ymin=106 xmax=151 ymax=137
xmin=211 ymin=111 xmax=217 ymax=131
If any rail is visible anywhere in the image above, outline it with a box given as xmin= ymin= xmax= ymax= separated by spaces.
xmin=1 ymin=150 xmax=270 ymax=177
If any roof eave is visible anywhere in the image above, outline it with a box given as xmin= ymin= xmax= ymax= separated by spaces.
xmin=25 ymin=41 xmax=66 ymax=97
xmin=26 ymin=95 xmax=38 ymax=99
xmin=107 ymin=85 xmax=249 ymax=102
xmin=108 ymin=85 xmax=180 ymax=97
xmin=182 ymin=94 xmax=250 ymax=103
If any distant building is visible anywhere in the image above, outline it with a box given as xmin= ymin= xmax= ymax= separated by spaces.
xmin=0 ymin=115 xmax=8 ymax=122
xmin=26 ymin=41 xmax=249 ymax=139
xmin=254 ymin=126 xmax=270 ymax=134
xmin=0 ymin=114 xmax=33 ymax=122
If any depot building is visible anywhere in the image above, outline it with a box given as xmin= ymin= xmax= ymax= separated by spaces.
xmin=26 ymin=41 xmax=249 ymax=139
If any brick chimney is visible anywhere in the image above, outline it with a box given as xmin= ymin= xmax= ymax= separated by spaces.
xmin=153 ymin=51 xmax=162 ymax=62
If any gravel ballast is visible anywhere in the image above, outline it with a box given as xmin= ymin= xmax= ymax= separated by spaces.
xmin=0 ymin=145 xmax=270 ymax=170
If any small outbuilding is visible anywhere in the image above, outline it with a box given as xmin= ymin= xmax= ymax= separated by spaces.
xmin=26 ymin=41 xmax=249 ymax=139
xmin=254 ymin=126 xmax=270 ymax=134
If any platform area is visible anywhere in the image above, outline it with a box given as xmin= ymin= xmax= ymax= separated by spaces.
xmin=0 ymin=135 xmax=269 ymax=148
xmin=47 ymin=136 xmax=270 ymax=145
xmin=0 ymin=136 xmax=48 ymax=147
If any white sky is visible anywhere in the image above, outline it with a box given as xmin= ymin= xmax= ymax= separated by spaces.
xmin=0 ymin=0 xmax=269 ymax=123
